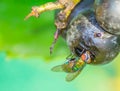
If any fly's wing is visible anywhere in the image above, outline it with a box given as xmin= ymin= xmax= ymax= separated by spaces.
xmin=65 ymin=63 xmax=86 ymax=82
xmin=51 ymin=65 xmax=64 ymax=72
xmin=65 ymin=70 xmax=81 ymax=82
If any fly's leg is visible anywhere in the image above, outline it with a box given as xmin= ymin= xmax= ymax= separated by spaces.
xmin=74 ymin=47 xmax=86 ymax=56
xmin=66 ymin=53 xmax=74 ymax=60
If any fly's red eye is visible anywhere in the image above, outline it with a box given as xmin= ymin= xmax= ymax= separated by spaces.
xmin=81 ymin=51 xmax=91 ymax=64
xmin=81 ymin=53 xmax=86 ymax=61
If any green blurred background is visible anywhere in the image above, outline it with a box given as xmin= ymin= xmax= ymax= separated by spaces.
xmin=0 ymin=0 xmax=120 ymax=91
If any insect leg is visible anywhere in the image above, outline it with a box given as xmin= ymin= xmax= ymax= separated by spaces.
xmin=74 ymin=47 xmax=85 ymax=56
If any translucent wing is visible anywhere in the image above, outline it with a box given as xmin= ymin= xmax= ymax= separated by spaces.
xmin=65 ymin=70 xmax=81 ymax=82
xmin=51 ymin=65 xmax=64 ymax=72
xmin=65 ymin=59 xmax=86 ymax=82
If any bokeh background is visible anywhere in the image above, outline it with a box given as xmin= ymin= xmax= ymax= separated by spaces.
xmin=0 ymin=0 xmax=120 ymax=91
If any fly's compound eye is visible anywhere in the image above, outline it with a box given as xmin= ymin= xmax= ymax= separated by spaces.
xmin=81 ymin=51 xmax=91 ymax=64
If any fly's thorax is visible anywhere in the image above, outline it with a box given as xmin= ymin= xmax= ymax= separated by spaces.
xmin=62 ymin=58 xmax=76 ymax=73
xmin=62 ymin=57 xmax=85 ymax=73
xmin=72 ymin=58 xmax=85 ymax=72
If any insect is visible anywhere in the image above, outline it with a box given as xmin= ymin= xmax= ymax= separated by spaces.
xmin=52 ymin=51 xmax=91 ymax=82
xmin=26 ymin=0 xmax=120 ymax=81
